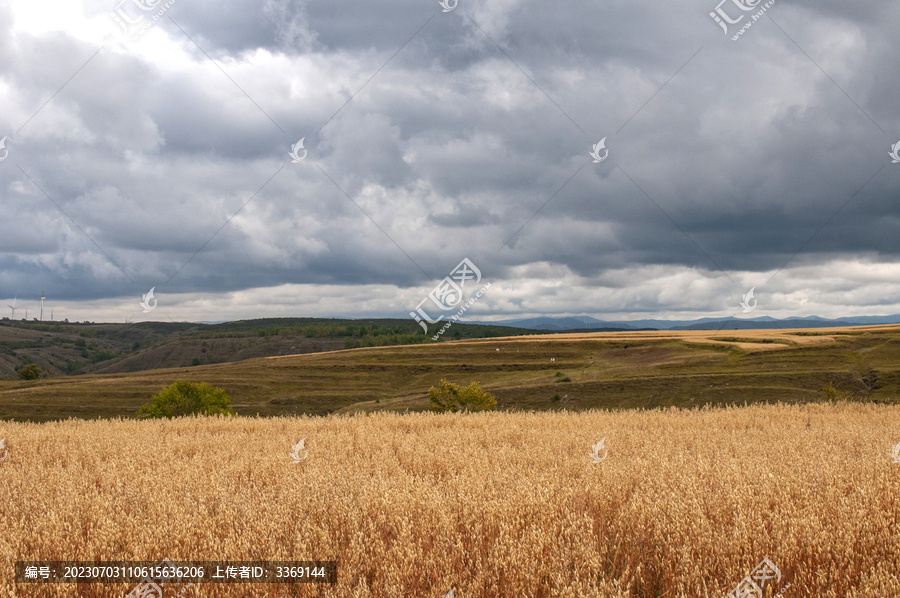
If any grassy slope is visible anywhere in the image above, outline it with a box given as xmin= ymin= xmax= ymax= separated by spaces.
xmin=0 ymin=325 xmax=898 ymax=421
xmin=0 ymin=318 xmax=533 ymax=379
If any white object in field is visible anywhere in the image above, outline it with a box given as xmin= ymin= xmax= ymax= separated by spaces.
xmin=588 ymin=438 xmax=607 ymax=463
xmin=290 ymin=438 xmax=309 ymax=463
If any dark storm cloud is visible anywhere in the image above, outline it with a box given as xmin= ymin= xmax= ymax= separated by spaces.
xmin=0 ymin=0 xmax=898 ymax=320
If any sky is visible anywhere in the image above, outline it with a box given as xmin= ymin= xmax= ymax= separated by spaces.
xmin=0 ymin=0 xmax=898 ymax=325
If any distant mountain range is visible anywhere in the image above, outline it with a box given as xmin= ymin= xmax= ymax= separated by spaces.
xmin=469 ymin=314 xmax=900 ymax=332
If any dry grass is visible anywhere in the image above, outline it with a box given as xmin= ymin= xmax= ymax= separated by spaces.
xmin=6 ymin=323 xmax=900 ymax=421
xmin=452 ymin=325 xmax=878 ymax=351
xmin=0 ymin=403 xmax=898 ymax=597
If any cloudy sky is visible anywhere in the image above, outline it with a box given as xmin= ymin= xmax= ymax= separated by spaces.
xmin=0 ymin=0 xmax=898 ymax=325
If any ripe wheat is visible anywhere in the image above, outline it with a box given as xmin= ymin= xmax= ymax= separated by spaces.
xmin=0 ymin=402 xmax=898 ymax=597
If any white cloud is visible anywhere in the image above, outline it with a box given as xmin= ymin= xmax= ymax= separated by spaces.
xmin=1 ymin=0 xmax=898 ymax=323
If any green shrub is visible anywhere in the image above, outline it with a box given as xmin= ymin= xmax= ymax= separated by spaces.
xmin=92 ymin=349 xmax=118 ymax=363
xmin=66 ymin=361 xmax=86 ymax=374
xmin=137 ymin=380 xmax=235 ymax=419
xmin=17 ymin=363 xmax=42 ymax=380
xmin=822 ymin=383 xmax=849 ymax=402
xmin=428 ymin=379 xmax=497 ymax=413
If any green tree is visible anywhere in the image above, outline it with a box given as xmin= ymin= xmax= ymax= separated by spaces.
xmin=428 ymin=379 xmax=497 ymax=413
xmin=137 ymin=380 xmax=235 ymax=419
xmin=822 ymin=383 xmax=850 ymax=403
xmin=17 ymin=363 xmax=43 ymax=380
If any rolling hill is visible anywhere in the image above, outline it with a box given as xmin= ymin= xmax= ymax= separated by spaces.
xmin=477 ymin=314 xmax=900 ymax=331
xmin=0 ymin=317 xmax=538 ymax=380
xmin=1 ymin=324 xmax=898 ymax=422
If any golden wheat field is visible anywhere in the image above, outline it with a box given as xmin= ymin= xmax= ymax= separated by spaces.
xmin=1 ymin=403 xmax=899 ymax=598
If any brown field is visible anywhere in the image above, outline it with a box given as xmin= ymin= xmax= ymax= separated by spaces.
xmin=1 ymin=402 xmax=899 ymax=597
xmin=457 ymin=326 xmax=863 ymax=350
xmin=3 ymin=323 xmax=900 ymax=422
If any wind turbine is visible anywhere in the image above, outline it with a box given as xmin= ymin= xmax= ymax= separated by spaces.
xmin=40 ymin=292 xmax=44 ymax=321
xmin=6 ymin=296 xmax=15 ymax=320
